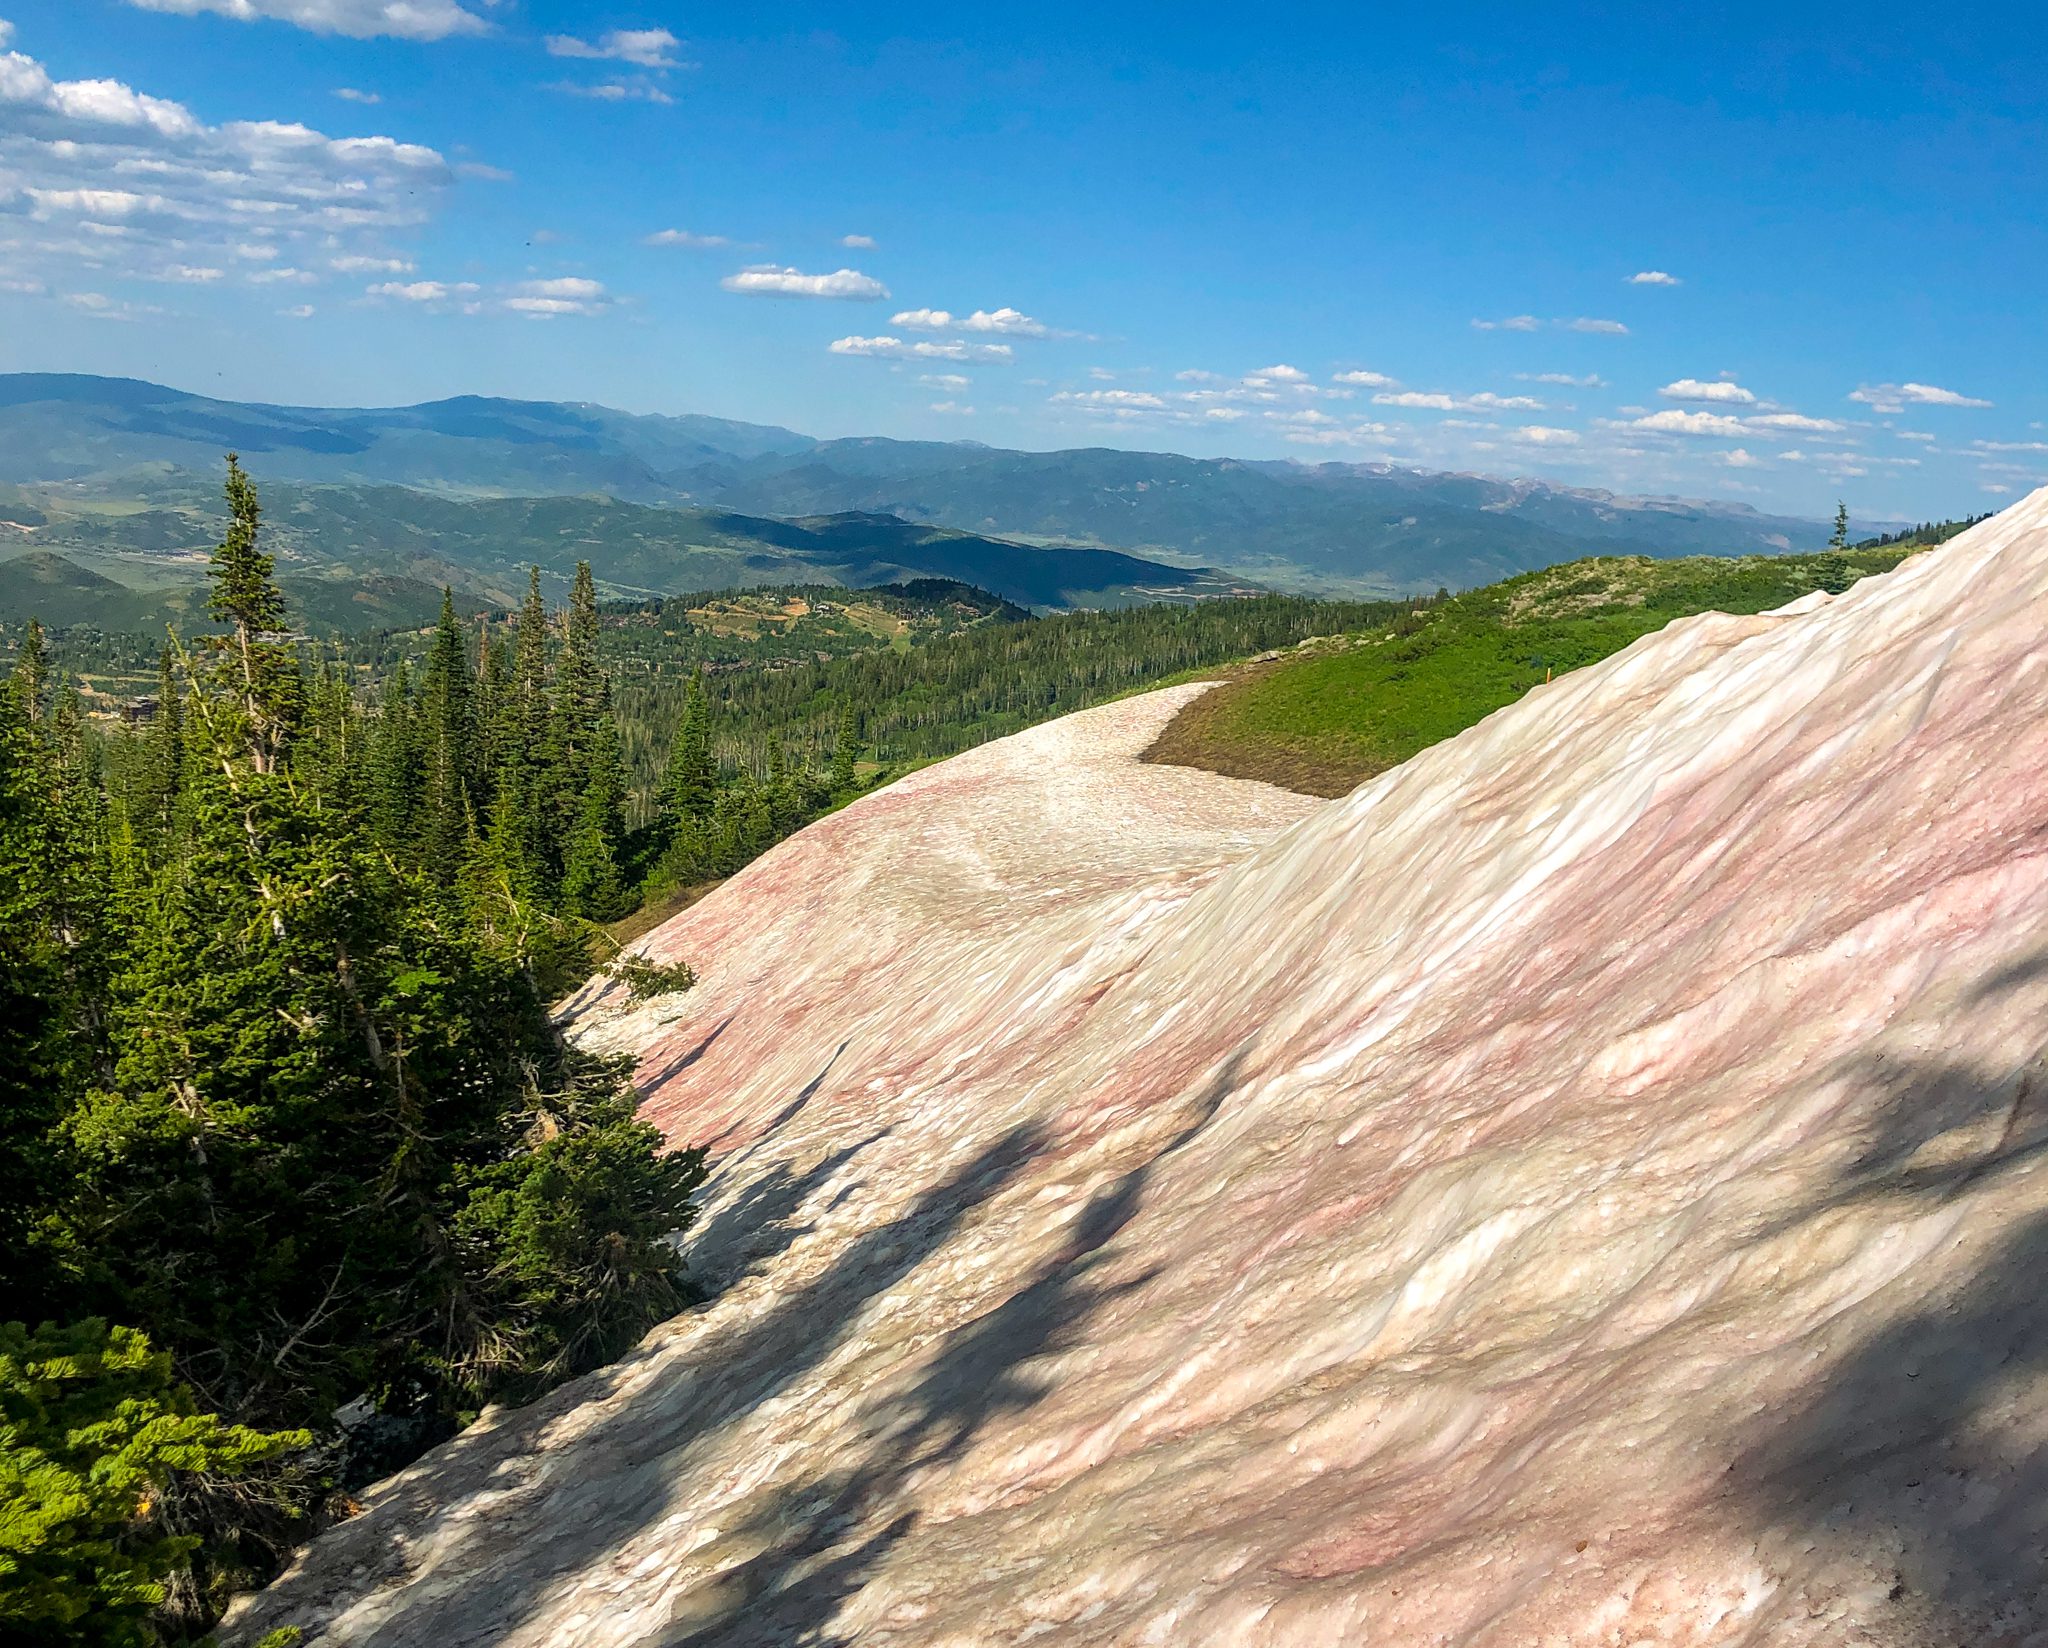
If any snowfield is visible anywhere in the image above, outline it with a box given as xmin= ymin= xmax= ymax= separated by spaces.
xmin=232 ymin=492 xmax=2048 ymax=1647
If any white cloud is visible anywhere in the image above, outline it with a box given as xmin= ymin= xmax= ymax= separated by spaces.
xmin=1975 ymin=439 xmax=2048 ymax=454
xmin=1744 ymin=412 xmax=1844 ymax=433
xmin=280 ymin=302 xmax=313 ymax=317
xmin=62 ymin=289 xmax=161 ymax=319
xmin=1630 ymin=409 xmax=1747 ymax=437
xmin=1658 ymin=377 xmax=1755 ymax=404
xmin=1722 ymin=448 xmax=1760 ymax=467
xmin=929 ymin=399 xmax=973 ymax=415
xmin=1251 ymin=363 xmax=1308 ymax=382
xmin=333 ymin=86 xmax=380 ymax=103
xmin=1373 ymin=389 xmax=1545 ymax=413
xmin=1331 ymin=369 xmax=1399 ymax=388
xmin=645 ymin=228 xmax=729 ymax=249
xmin=454 ymin=160 xmax=511 ymax=181
xmin=1627 ymin=270 xmax=1681 ymax=285
xmin=0 ymin=30 xmax=452 ymax=294
xmin=829 ymin=334 xmax=1011 ymax=363
xmin=1985 ymin=484 xmax=2014 ymax=495
xmin=367 ymin=278 xmax=473 ymax=302
xmin=246 ymin=265 xmax=314 ymax=284
xmin=891 ymin=305 xmax=1049 ymax=337
xmin=545 ymin=27 xmax=681 ymax=67
xmin=155 ymin=261 xmax=222 ymax=281
xmin=1564 ymin=316 xmax=1629 ymax=334
xmin=841 ymin=233 xmax=876 ymax=249
xmin=1472 ymin=314 xmax=1541 ymax=332
xmin=0 ymin=21 xmax=12 ymax=47
xmin=1512 ymin=425 xmax=1581 ymax=445
xmin=330 ymin=253 xmax=413 ymax=273
xmin=123 ymin=0 xmax=487 ymax=41
xmin=1849 ymin=381 xmax=1992 ymax=412
xmin=726 ymin=265 xmax=888 ymax=300
xmin=1895 ymin=430 xmax=1936 ymax=443
xmin=918 ymin=372 xmax=970 ymax=391
xmin=1049 ymin=388 xmax=1166 ymax=409
xmin=550 ymin=80 xmax=673 ymax=105
xmin=1519 ymin=372 xmax=1604 ymax=387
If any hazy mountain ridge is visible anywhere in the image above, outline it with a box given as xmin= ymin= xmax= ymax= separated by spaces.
xmin=0 ymin=374 xmax=1874 ymax=598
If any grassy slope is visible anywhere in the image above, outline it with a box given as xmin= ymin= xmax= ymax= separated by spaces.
xmin=1145 ymin=546 xmax=1919 ymax=797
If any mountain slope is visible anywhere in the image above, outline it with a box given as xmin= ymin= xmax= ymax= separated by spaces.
xmin=0 ymin=374 xmax=1873 ymax=595
xmin=2 ymin=484 xmax=1233 ymax=621
xmin=230 ymin=492 xmax=2048 ymax=1646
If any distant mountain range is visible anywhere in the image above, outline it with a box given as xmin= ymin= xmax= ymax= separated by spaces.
xmin=0 ymin=373 xmax=1895 ymax=624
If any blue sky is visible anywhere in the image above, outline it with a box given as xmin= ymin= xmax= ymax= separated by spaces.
xmin=0 ymin=1 xmax=2041 ymax=519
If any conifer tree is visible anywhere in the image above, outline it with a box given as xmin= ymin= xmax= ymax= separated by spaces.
xmin=203 ymin=455 xmax=298 ymax=774
xmin=129 ymin=645 xmax=185 ymax=848
xmin=663 ymin=670 xmax=716 ymax=824
xmin=418 ymin=590 xmax=473 ymax=872
xmin=1830 ymin=499 xmax=1850 ymax=551
xmin=828 ymin=702 xmax=860 ymax=794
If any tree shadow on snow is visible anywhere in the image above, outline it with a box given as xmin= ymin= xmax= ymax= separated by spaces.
xmin=1728 ymin=1005 xmax=2048 ymax=1640
xmin=659 ymin=1054 xmax=1244 ymax=1647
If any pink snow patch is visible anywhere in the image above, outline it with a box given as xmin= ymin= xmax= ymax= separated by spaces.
xmin=233 ymin=492 xmax=2048 ymax=1648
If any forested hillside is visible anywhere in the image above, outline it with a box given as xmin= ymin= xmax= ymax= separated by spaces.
xmin=0 ymin=462 xmax=710 ymax=1644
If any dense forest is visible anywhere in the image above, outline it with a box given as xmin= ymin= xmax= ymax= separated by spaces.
xmin=0 ymin=461 xmax=713 ymax=1645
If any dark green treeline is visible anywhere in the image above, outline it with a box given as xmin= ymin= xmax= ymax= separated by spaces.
xmin=0 ymin=460 xmax=704 ymax=1646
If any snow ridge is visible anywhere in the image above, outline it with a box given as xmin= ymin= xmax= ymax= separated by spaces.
xmin=233 ymin=491 xmax=2048 ymax=1647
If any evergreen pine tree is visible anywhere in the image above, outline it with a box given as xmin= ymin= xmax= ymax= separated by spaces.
xmin=129 ymin=645 xmax=185 ymax=849
xmin=203 ymin=455 xmax=299 ymax=774
xmin=1830 ymin=499 xmax=1850 ymax=551
xmin=662 ymin=670 xmax=717 ymax=824
xmin=829 ymin=701 xmax=860 ymax=793
xmin=418 ymin=589 xmax=473 ymax=872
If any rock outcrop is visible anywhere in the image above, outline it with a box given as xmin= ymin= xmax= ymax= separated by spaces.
xmin=232 ymin=494 xmax=2048 ymax=1646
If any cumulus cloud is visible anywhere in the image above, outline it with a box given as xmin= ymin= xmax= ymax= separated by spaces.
xmin=1048 ymin=388 xmax=1166 ymax=410
xmin=891 ymin=305 xmax=1049 ymax=337
xmin=645 ymin=228 xmax=729 ymax=248
xmin=362 ymin=274 xmax=610 ymax=317
xmin=367 ymin=278 xmax=474 ymax=302
xmin=1513 ymin=425 xmax=1581 ymax=445
xmin=928 ymin=399 xmax=973 ymax=415
xmin=0 ymin=26 xmax=452 ymax=295
xmin=1627 ymin=270 xmax=1681 ymax=285
xmin=1850 ymin=381 xmax=1992 ymax=412
xmin=0 ymin=20 xmax=12 ymax=46
xmin=1658 ymin=377 xmax=1755 ymax=404
xmin=333 ymin=86 xmax=380 ymax=103
xmin=330 ymin=253 xmax=414 ymax=273
xmin=1722 ymin=448 xmax=1760 ymax=467
xmin=1373 ymin=389 xmax=1545 ymax=413
xmin=123 ymin=0 xmax=488 ymax=41
xmin=1564 ymin=316 xmax=1628 ymax=334
xmin=841 ymin=233 xmax=876 ymax=249
xmin=918 ymin=373 xmax=970 ymax=391
xmin=726 ymin=265 xmax=888 ymax=300
xmin=1471 ymin=315 xmax=1541 ymax=332
xmin=279 ymin=301 xmax=313 ymax=317
xmin=1895 ymin=430 xmax=1937 ymax=443
xmin=828 ymin=334 xmax=1012 ymax=363
xmin=1975 ymin=439 xmax=2048 ymax=454
xmin=1744 ymin=412 xmax=1844 ymax=433
xmin=550 ymin=79 xmax=673 ymax=104
xmin=1519 ymin=372 xmax=1605 ymax=388
xmin=1630 ymin=409 xmax=1747 ymax=437
xmin=1331 ymin=369 xmax=1399 ymax=388
xmin=545 ymin=27 xmax=681 ymax=66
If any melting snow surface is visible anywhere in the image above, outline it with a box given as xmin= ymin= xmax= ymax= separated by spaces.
xmin=233 ymin=494 xmax=2048 ymax=1647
